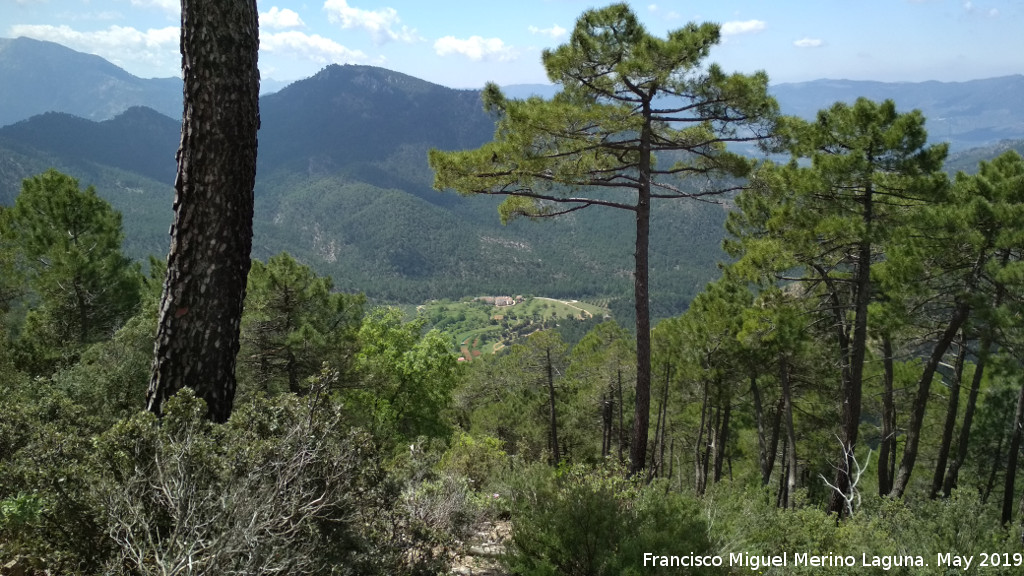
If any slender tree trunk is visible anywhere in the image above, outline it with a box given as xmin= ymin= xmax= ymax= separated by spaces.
xmin=944 ymin=339 xmax=991 ymax=496
xmin=830 ymin=208 xmax=873 ymax=516
xmin=889 ymin=302 xmax=970 ymax=498
xmin=777 ymin=434 xmax=789 ymax=508
xmin=768 ymin=395 xmax=783 ymax=484
xmin=546 ymin=347 xmax=560 ymax=464
xmin=148 ymin=0 xmax=259 ymax=423
xmin=695 ymin=381 xmax=709 ymax=495
xmin=1001 ymin=376 xmax=1024 ymax=525
xmin=629 ymin=106 xmax=653 ymax=475
xmin=658 ymin=367 xmax=670 ymax=477
xmin=775 ymin=354 xmax=799 ymax=508
xmin=878 ymin=334 xmax=896 ymax=496
xmin=617 ymin=367 xmax=625 ymax=463
xmin=714 ymin=397 xmax=731 ymax=484
xmin=751 ymin=374 xmax=771 ymax=486
xmin=931 ymin=332 xmax=967 ymax=498
xmin=983 ymin=402 xmax=1011 ymax=504
xmin=601 ymin=392 xmax=608 ymax=458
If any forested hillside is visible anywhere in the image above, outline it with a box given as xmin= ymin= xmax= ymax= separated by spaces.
xmin=0 ymin=63 xmax=729 ymax=313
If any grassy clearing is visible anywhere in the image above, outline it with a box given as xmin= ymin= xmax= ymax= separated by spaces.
xmin=419 ymin=296 xmax=611 ymax=359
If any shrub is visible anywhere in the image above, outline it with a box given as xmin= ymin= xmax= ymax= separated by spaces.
xmin=504 ymin=463 xmax=720 ymax=576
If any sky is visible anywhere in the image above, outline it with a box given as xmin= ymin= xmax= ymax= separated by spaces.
xmin=3 ymin=0 xmax=1022 ymax=89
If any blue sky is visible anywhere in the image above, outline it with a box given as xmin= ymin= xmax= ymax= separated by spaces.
xmin=3 ymin=0 xmax=1022 ymax=88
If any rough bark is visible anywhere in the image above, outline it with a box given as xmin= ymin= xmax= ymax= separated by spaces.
xmin=148 ymin=0 xmax=260 ymax=423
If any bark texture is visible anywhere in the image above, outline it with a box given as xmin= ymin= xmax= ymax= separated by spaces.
xmin=148 ymin=0 xmax=260 ymax=422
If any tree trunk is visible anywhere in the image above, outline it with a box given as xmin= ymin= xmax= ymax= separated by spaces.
xmin=943 ymin=338 xmax=991 ymax=496
xmin=147 ymin=0 xmax=260 ymax=423
xmin=1001 ymin=375 xmax=1024 ymax=525
xmin=931 ymin=332 xmax=966 ymax=498
xmin=617 ymin=367 xmax=625 ymax=463
xmin=546 ymin=347 xmax=560 ymax=464
xmin=751 ymin=375 xmax=771 ymax=486
xmin=781 ymin=354 xmax=799 ymax=508
xmin=829 ymin=216 xmax=873 ymax=516
xmin=714 ymin=397 xmax=731 ymax=484
xmin=889 ymin=302 xmax=970 ymax=498
xmin=629 ymin=105 xmax=653 ymax=475
xmin=695 ymin=381 xmax=709 ymax=495
xmin=878 ymin=334 xmax=896 ymax=496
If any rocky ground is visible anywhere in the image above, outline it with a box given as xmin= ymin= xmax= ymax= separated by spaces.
xmin=449 ymin=520 xmax=511 ymax=576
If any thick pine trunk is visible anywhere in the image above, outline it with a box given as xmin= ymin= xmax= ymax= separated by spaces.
xmin=147 ymin=0 xmax=259 ymax=423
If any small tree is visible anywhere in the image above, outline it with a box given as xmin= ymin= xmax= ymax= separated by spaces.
xmin=1 ymin=169 xmax=140 ymax=372
xmin=430 ymin=3 xmax=777 ymax=473
xmin=238 ymin=252 xmax=364 ymax=396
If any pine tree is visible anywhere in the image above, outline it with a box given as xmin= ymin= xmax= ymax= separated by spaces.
xmin=430 ymin=3 xmax=777 ymax=473
xmin=726 ymin=98 xmax=948 ymax=514
xmin=2 ymin=169 xmax=141 ymax=372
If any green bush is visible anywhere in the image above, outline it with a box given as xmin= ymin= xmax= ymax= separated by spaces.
xmin=505 ymin=463 xmax=720 ymax=576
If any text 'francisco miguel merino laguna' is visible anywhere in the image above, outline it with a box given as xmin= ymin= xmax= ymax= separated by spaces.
xmin=640 ymin=552 xmax=985 ymax=571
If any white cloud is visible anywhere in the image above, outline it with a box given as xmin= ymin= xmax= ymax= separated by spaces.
xmin=260 ymin=30 xmax=370 ymax=64
xmin=260 ymin=7 xmax=305 ymax=30
xmin=322 ymin=0 xmax=420 ymax=44
xmin=721 ymin=20 xmax=766 ymax=36
xmin=434 ymin=36 xmax=516 ymax=62
xmin=794 ymin=37 xmax=824 ymax=48
xmin=989 ymin=8 xmax=999 ymax=17
xmin=528 ymin=24 xmax=567 ymax=40
xmin=10 ymin=24 xmax=180 ymax=76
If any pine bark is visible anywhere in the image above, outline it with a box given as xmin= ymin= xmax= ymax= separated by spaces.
xmin=147 ymin=0 xmax=260 ymax=422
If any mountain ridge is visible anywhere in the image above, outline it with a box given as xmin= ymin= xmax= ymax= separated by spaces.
xmin=1 ymin=44 xmax=1021 ymax=312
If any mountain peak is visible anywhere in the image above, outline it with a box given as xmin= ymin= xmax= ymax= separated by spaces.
xmin=0 ymin=36 xmax=182 ymax=127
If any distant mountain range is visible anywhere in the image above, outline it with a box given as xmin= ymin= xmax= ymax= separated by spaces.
xmin=0 ymin=37 xmax=1021 ymax=313
xmin=0 ymin=55 xmax=724 ymax=314
xmin=3 ymin=37 xmax=1023 ymax=150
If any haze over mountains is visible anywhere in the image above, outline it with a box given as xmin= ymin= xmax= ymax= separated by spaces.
xmin=1 ymin=37 xmax=1022 ymax=315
